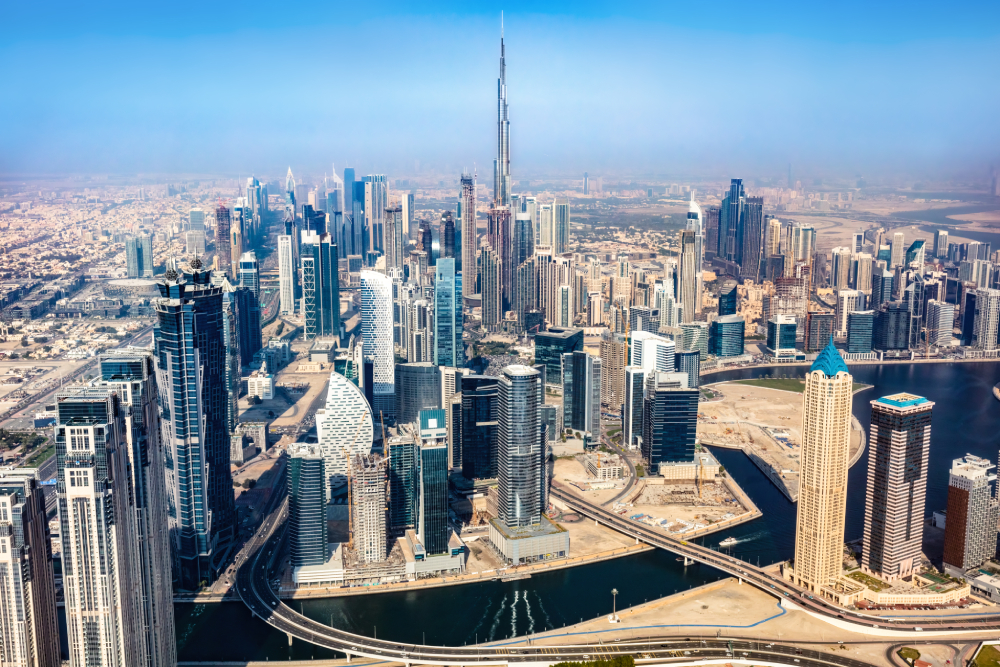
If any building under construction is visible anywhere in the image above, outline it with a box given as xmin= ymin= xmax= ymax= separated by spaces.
xmin=350 ymin=454 xmax=388 ymax=564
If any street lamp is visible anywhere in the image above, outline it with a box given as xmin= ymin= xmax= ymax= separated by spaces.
xmin=611 ymin=588 xmax=619 ymax=623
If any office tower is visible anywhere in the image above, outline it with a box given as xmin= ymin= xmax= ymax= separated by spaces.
xmin=554 ymin=284 xmax=573 ymax=327
xmin=925 ymin=300 xmax=954 ymax=346
xmin=350 ymin=180 xmax=365 ymax=257
xmin=460 ymin=174 xmax=476 ymax=288
xmin=678 ymin=229 xmax=698 ymax=322
xmin=215 ymin=204 xmax=232 ymax=277
xmin=835 ymin=289 xmax=865 ymax=337
xmin=561 ymin=350 xmax=601 ymax=436
xmin=538 ymin=203 xmax=553 ymax=248
xmin=384 ymin=205 xmax=404 ymax=270
xmin=872 ymin=270 xmax=894 ymax=310
xmin=687 ymin=197 xmax=704 ymax=273
xmin=402 ymin=192 xmax=415 ymax=237
xmin=709 ymin=314 xmax=746 ymax=357
xmin=315 ymin=370 xmax=374 ymax=498
xmin=962 ymin=289 xmax=979 ymax=346
xmin=583 ymin=172 xmax=589 ymax=195
xmin=674 ymin=349 xmax=700 ymax=390
xmin=387 ymin=436 xmax=418 ymax=534
xmin=862 ymin=394 xmax=933 ymax=581
xmin=126 ymin=234 xmax=154 ymax=278
xmin=362 ymin=175 xmax=388 ymax=255
xmin=718 ymin=179 xmax=744 ymax=263
xmin=767 ymin=314 xmax=798 ymax=356
xmin=98 ymin=351 xmax=175 ymax=667
xmin=360 ymin=271 xmax=394 ymax=416
xmin=803 ymin=311 xmax=836 ymax=352
xmin=285 ymin=167 xmax=297 ymax=218
xmin=599 ymin=333 xmax=627 ymax=410
xmin=535 ymin=327 xmax=583 ymax=381
xmin=934 ymin=229 xmax=949 ymax=259
xmin=846 ymin=310 xmax=875 ymax=353
xmin=154 ymin=268 xmax=234 ymax=589
xmin=278 ymin=234 xmax=295 ymax=315
xmin=0 ymin=469 xmax=59 ymax=667
xmin=238 ymin=249 xmax=260 ymax=298
xmin=460 ymin=375 xmax=499 ymax=480
xmin=641 ymin=371 xmax=698 ymax=472
xmin=189 ymin=207 xmax=205 ymax=231
xmin=350 ymin=455 xmax=389 ymax=563
xmin=215 ymin=277 xmax=241 ymax=431
xmin=513 ymin=211 xmax=534 ymax=271
xmin=554 ymin=199 xmax=571 ymax=254
xmin=943 ymin=455 xmax=1000 ymax=576
xmin=479 ymin=246 xmax=502 ymax=331
xmin=890 ymin=232 xmax=906 ymax=268
xmin=301 ymin=231 xmax=341 ymax=341
xmin=874 ymin=302 xmax=911 ymax=350
xmin=434 ymin=258 xmax=464 ymax=367
xmin=186 ymin=229 xmax=206 ymax=256
xmin=288 ymin=444 xmax=329 ymax=568
xmin=679 ymin=322 xmax=709 ymax=360
xmin=974 ymin=288 xmax=1000 ymax=351
xmin=494 ymin=34 xmax=511 ymax=207
xmin=767 ymin=216 xmax=782 ymax=258
xmin=906 ymin=240 xmax=926 ymax=267
xmin=497 ymin=366 xmax=544 ymax=527
xmin=854 ymin=253 xmax=874 ymax=294
xmin=418 ymin=425 xmax=449 ymax=554
xmin=395 ymin=362 xmax=440 ymax=425
xmin=629 ymin=330 xmax=676 ymax=372
xmin=792 ymin=341 xmax=853 ymax=593
xmin=783 ymin=224 xmax=816 ymax=274
xmin=703 ymin=206 xmax=720 ymax=259
xmin=831 ymin=247 xmax=852 ymax=289
xmin=441 ymin=211 xmax=456 ymax=259
xmin=486 ymin=206 xmax=513 ymax=310
xmin=718 ymin=279 xmax=738 ymax=316
xmin=623 ymin=366 xmax=647 ymax=448
xmin=55 ymin=386 xmax=149 ymax=665
xmin=739 ymin=197 xmax=765 ymax=281
xmin=233 ymin=285 xmax=262 ymax=367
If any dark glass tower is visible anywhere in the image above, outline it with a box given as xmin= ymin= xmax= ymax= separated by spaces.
xmin=642 ymin=372 xmax=698 ymax=470
xmin=302 ymin=231 xmax=341 ymax=341
xmin=719 ymin=178 xmax=745 ymax=263
xmin=718 ymin=279 xmax=738 ymax=316
xmin=288 ymin=445 xmax=329 ymax=568
xmin=387 ymin=437 xmax=419 ymax=535
xmin=434 ymin=258 xmax=464 ymax=368
xmin=419 ymin=441 xmax=450 ymax=554
xmin=153 ymin=267 xmax=235 ymax=590
xmin=460 ymin=375 xmax=499 ymax=480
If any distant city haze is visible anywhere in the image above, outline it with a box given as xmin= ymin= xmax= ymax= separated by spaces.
xmin=2 ymin=1 xmax=999 ymax=179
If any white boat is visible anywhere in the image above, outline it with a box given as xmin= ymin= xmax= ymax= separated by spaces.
xmin=719 ymin=537 xmax=738 ymax=548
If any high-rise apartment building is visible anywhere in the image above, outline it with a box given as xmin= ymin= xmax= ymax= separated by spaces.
xmin=739 ymin=196 xmax=765 ymax=282
xmin=674 ymin=350 xmax=700 ymax=390
xmin=925 ymin=300 xmax=955 ymax=347
xmin=792 ymin=341 xmax=853 ymax=593
xmin=154 ymin=268 xmax=234 ymax=590
xmin=934 ymin=229 xmax=949 ymax=259
xmin=363 ymin=175 xmax=388 ymax=255
xmin=0 ymin=468 xmax=59 ymax=667
xmin=862 ymin=394 xmax=933 ymax=581
xmin=460 ymin=174 xmax=476 ymax=287
xmin=629 ymin=331 xmax=676 ymax=372
xmin=215 ymin=204 xmax=232 ymax=277
xmin=554 ymin=199 xmax=571 ymax=254
xmin=835 ymin=289 xmax=865 ymax=337
xmin=599 ymin=333 xmax=627 ymax=410
xmin=434 ymin=258 xmax=464 ymax=368
xmin=238 ymin=249 xmax=260 ymax=299
xmin=561 ymin=350 xmax=601 ymax=436
xmin=679 ymin=322 xmax=710 ymax=360
xmin=678 ymin=229 xmax=698 ymax=322
xmin=890 ymin=232 xmax=906 ymax=268
xmin=302 ymin=231 xmax=341 ymax=341
xmin=361 ymin=271 xmax=395 ymax=417
xmin=974 ymin=288 xmax=1000 ymax=351
xmin=497 ymin=366 xmax=545 ymax=528
xmin=315 ymin=370 xmax=374 ymax=498
xmin=189 ymin=207 xmax=205 ymax=231
xmin=831 ymin=247 xmax=852 ymax=289
xmin=384 ymin=205 xmax=404 ymax=271
xmin=943 ymin=455 xmax=1000 ymax=576
xmin=479 ymin=246 xmax=503 ymax=332
xmin=288 ymin=444 xmax=329 ymax=569
xmin=350 ymin=455 xmax=389 ymax=563
xmin=718 ymin=179 xmax=744 ymax=264
xmin=401 ymin=192 xmax=415 ymax=238
xmin=278 ymin=234 xmax=295 ymax=315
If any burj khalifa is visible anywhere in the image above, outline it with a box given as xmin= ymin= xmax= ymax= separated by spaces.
xmin=494 ymin=32 xmax=511 ymax=208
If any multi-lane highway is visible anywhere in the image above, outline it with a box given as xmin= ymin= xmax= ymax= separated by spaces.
xmin=235 ymin=497 xmax=881 ymax=666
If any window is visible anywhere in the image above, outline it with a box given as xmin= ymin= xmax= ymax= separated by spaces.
xmin=69 ymin=470 xmax=90 ymax=488
xmin=69 ymin=428 xmax=91 ymax=451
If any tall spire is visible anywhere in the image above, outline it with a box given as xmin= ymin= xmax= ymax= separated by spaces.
xmin=494 ymin=19 xmax=511 ymax=208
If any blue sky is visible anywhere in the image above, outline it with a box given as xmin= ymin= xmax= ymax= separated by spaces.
xmin=3 ymin=1 xmax=999 ymax=182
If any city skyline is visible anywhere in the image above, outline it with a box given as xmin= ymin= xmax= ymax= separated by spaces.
xmin=3 ymin=4 xmax=999 ymax=179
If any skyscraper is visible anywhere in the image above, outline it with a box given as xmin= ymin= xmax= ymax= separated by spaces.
xmin=718 ymin=279 xmax=738 ymax=316
xmin=384 ymin=205 xmax=404 ymax=271
xmin=641 ymin=371 xmax=698 ymax=471
xmin=460 ymin=375 xmax=500 ymax=480
xmin=479 ymin=245 xmax=503 ymax=332
xmin=361 ymin=271 xmax=395 ymax=417
xmin=943 ymin=455 xmax=1000 ymax=576
xmin=623 ymin=366 xmax=647 ymax=449
xmin=238 ymin=250 xmax=260 ymax=298
xmin=739 ymin=196 xmax=765 ymax=281
xmin=497 ymin=366 xmax=544 ymax=528
xmin=561 ymin=350 xmax=601 ymax=436
xmin=395 ymin=362 xmax=440 ymax=425
xmin=718 ymin=179 xmax=744 ymax=264
xmin=862 ymin=394 xmax=933 ymax=581
xmin=278 ymin=234 xmax=295 ymax=315
xmin=126 ymin=234 xmax=154 ymax=278
xmin=418 ymin=415 xmax=450 ymax=554
xmin=934 ymin=229 xmax=949 ymax=259
xmin=846 ymin=310 xmax=875 ymax=353
xmin=401 ymin=192 xmax=415 ymax=238
xmin=302 ymin=231 xmax=341 ymax=341
xmin=55 ymin=386 xmax=148 ymax=665
xmin=678 ymin=229 xmax=698 ymax=323
xmin=974 ymin=288 xmax=1000 ymax=351
xmin=554 ymin=199 xmax=570 ymax=254
xmin=674 ymin=349 xmax=701 ymax=390
xmin=315 ymin=370 xmax=374 ymax=498
xmin=599 ymin=333 xmax=627 ymax=411
xmin=629 ymin=330 xmax=676 ymax=372
xmin=0 ymin=468 xmax=59 ymax=667
xmin=288 ymin=444 xmax=329 ymax=569
xmin=364 ymin=175 xmax=388 ymax=255
xmin=890 ymin=232 xmax=906 ymax=268
xmin=350 ymin=455 xmax=389 ymax=563
xmin=215 ymin=204 xmax=232 ymax=277
xmin=154 ymin=267 xmax=235 ymax=589
xmin=925 ymin=300 xmax=954 ymax=346
xmin=709 ymin=314 xmax=746 ymax=357
xmin=793 ymin=340 xmax=853 ymax=593
xmin=460 ymin=173 xmax=476 ymax=289
xmin=487 ymin=206 xmax=513 ymax=311
xmin=387 ymin=436 xmax=419 ymax=534
xmin=434 ymin=258 xmax=464 ymax=368
xmin=494 ymin=33 xmax=511 ymax=207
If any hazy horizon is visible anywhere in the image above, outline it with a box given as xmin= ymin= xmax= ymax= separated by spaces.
xmin=3 ymin=1 xmax=999 ymax=183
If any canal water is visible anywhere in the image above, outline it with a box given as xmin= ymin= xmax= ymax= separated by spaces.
xmin=175 ymin=360 xmax=1000 ymax=661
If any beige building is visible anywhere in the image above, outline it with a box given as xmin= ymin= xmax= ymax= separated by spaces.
xmin=793 ymin=340 xmax=853 ymax=595
xmin=599 ymin=333 xmax=627 ymax=409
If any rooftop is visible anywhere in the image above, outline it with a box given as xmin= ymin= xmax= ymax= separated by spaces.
xmin=875 ymin=393 xmax=931 ymax=408
xmin=809 ymin=337 xmax=849 ymax=377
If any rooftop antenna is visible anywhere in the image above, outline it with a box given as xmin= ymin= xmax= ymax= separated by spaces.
xmin=501 ymin=11 xmax=504 ymax=39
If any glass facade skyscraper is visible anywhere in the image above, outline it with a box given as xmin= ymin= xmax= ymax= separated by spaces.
xmin=434 ymin=258 xmax=464 ymax=368
xmin=387 ymin=437 xmax=419 ymax=535
xmin=419 ymin=440 xmax=449 ymax=554
xmin=534 ymin=327 xmax=583 ymax=383
xmin=153 ymin=268 xmax=235 ymax=590
xmin=126 ymin=234 xmax=154 ymax=278
xmin=497 ymin=366 xmax=545 ymax=528
xmin=301 ymin=231 xmax=341 ymax=341
xmin=709 ymin=314 xmax=746 ymax=357
xmin=641 ymin=372 xmax=698 ymax=471
xmin=288 ymin=444 xmax=329 ymax=568
xmin=460 ymin=375 xmax=499 ymax=480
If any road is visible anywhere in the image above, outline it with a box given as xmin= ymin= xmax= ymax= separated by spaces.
xmin=234 ymin=496 xmax=881 ymax=666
